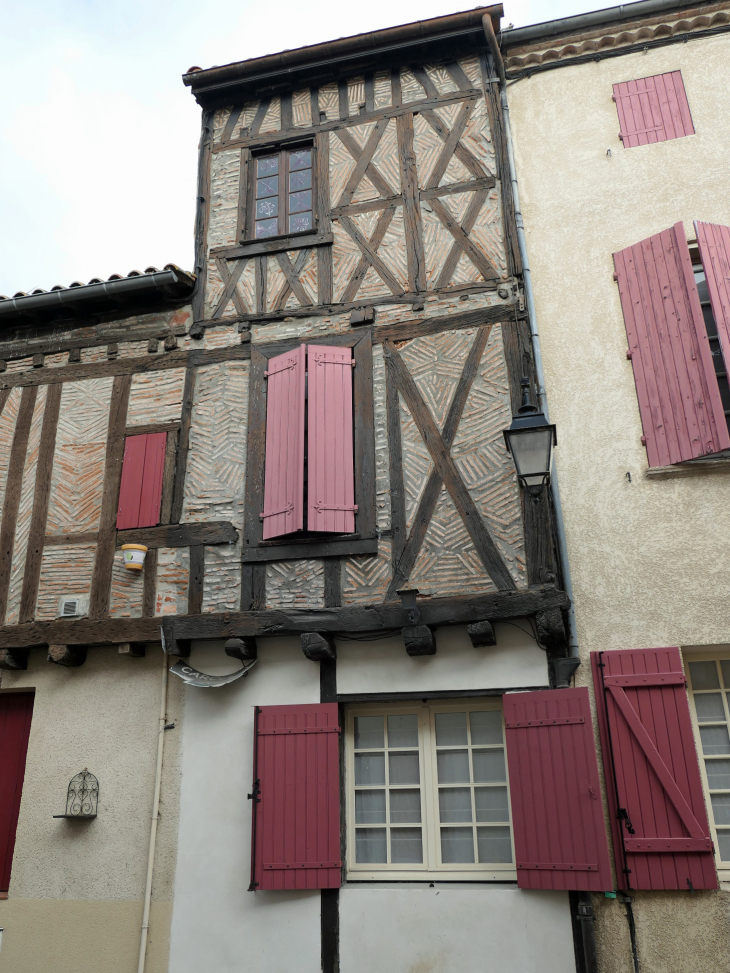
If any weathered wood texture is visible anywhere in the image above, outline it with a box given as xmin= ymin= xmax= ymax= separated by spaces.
xmin=0 ymin=584 xmax=569 ymax=648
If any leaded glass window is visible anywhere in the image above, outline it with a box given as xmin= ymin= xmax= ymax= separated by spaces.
xmin=253 ymin=145 xmax=314 ymax=239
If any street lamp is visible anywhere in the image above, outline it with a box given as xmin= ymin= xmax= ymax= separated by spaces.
xmin=503 ymin=379 xmax=556 ymax=496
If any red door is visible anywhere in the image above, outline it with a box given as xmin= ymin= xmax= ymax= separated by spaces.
xmin=0 ymin=693 xmax=34 ymax=893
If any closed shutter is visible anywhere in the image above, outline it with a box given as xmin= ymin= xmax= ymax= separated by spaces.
xmin=261 ymin=345 xmax=305 ymax=539
xmin=307 ymin=344 xmax=356 ymax=533
xmin=0 ymin=693 xmax=34 ymax=892
xmin=116 ymin=432 xmax=167 ymax=530
xmin=592 ymin=648 xmax=717 ymax=891
xmin=613 ymin=72 xmax=694 ymax=148
xmin=250 ymin=703 xmax=341 ymax=891
xmin=613 ymin=223 xmax=729 ymax=466
xmin=503 ymin=688 xmax=612 ymax=891
xmin=695 ymin=220 xmax=730 ymax=371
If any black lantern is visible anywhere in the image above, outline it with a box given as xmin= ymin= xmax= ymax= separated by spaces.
xmin=503 ymin=379 xmax=556 ymax=496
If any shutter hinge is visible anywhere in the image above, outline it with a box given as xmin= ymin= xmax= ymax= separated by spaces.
xmin=248 ymin=881 xmax=259 ymax=891
xmin=261 ymin=502 xmax=294 ymax=519
xmin=247 ymin=779 xmax=261 ymax=803
xmin=640 ymin=435 xmax=647 ymax=445
xmin=613 ymin=272 xmax=619 ymax=281
xmin=313 ymin=502 xmax=358 ymax=513
xmin=617 ymin=807 xmax=635 ymax=835
xmin=626 ymin=349 xmax=632 ymax=359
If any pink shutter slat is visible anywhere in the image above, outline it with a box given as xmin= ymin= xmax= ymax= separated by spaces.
xmin=262 ymin=345 xmax=305 ymax=539
xmin=614 ymin=71 xmax=693 ymax=147
xmin=504 ymin=688 xmax=612 ymax=892
xmin=116 ymin=434 xmax=148 ymax=530
xmin=592 ymin=648 xmax=717 ymax=891
xmin=137 ymin=432 xmax=167 ymax=528
xmin=307 ymin=344 xmax=356 ymax=534
xmin=696 ymin=220 xmax=730 ymax=377
xmin=251 ymin=704 xmax=341 ymax=891
xmin=613 ymin=223 xmax=729 ymax=466
xmin=0 ymin=693 xmax=34 ymax=892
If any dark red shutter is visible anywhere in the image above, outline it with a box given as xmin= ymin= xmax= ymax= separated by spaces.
xmin=613 ymin=72 xmax=694 ymax=148
xmin=307 ymin=345 xmax=356 ymax=534
xmin=0 ymin=693 xmax=34 ymax=892
xmin=695 ymin=220 xmax=730 ymax=372
xmin=504 ymin=688 xmax=612 ymax=891
xmin=116 ymin=432 xmax=167 ymax=530
xmin=592 ymin=648 xmax=717 ymax=891
xmin=613 ymin=223 xmax=730 ymax=466
xmin=261 ymin=345 xmax=305 ymax=539
xmin=251 ymin=704 xmax=341 ymax=891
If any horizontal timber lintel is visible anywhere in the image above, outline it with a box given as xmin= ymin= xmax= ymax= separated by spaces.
xmin=0 ymin=585 xmax=570 ymax=649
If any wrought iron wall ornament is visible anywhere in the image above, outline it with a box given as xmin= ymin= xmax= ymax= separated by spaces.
xmin=53 ymin=769 xmax=99 ymax=818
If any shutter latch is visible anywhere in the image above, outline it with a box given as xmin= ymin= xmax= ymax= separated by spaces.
xmin=617 ymin=807 xmax=635 ymax=835
xmin=247 ymin=779 xmax=261 ymax=803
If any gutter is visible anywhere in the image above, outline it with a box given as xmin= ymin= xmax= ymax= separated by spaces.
xmin=0 ymin=266 xmax=195 ymax=321
xmin=482 ymin=16 xmax=580 ymax=662
xmin=183 ymin=6 xmax=502 ymax=104
xmin=502 ymin=0 xmax=701 ymax=46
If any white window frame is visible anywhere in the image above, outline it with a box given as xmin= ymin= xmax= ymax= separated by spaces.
xmin=685 ymin=650 xmax=730 ymax=883
xmin=345 ymin=699 xmax=517 ymax=882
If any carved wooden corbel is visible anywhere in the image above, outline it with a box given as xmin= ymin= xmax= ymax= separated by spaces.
xmin=535 ymin=608 xmax=568 ymax=656
xmin=301 ymin=633 xmax=336 ymax=662
xmin=467 ymin=620 xmax=497 ymax=647
xmin=225 ymin=637 xmax=258 ymax=661
xmin=0 ymin=647 xmax=30 ymax=670
xmin=403 ymin=625 xmax=436 ymax=656
xmin=48 ymin=644 xmax=87 ymax=667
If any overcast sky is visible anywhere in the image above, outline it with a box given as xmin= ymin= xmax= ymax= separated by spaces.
xmin=0 ymin=0 xmax=609 ymax=296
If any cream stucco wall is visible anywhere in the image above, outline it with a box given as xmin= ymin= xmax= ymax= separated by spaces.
xmin=506 ymin=28 xmax=730 ymax=973
xmin=0 ymin=645 xmax=183 ymax=973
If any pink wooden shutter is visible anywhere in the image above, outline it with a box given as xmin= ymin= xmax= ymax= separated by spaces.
xmin=592 ymin=647 xmax=717 ymax=891
xmin=613 ymin=72 xmax=694 ymax=148
xmin=613 ymin=223 xmax=730 ymax=466
xmin=504 ymin=688 xmax=612 ymax=891
xmin=251 ymin=704 xmax=341 ymax=891
xmin=695 ymin=220 xmax=730 ymax=372
xmin=307 ymin=344 xmax=356 ymax=533
xmin=261 ymin=345 xmax=305 ymax=539
xmin=116 ymin=432 xmax=167 ymax=530
xmin=0 ymin=693 xmax=34 ymax=892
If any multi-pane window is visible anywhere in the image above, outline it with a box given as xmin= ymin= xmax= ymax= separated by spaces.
xmin=687 ymin=659 xmax=730 ymax=865
xmin=253 ymin=146 xmax=314 ymax=239
xmin=346 ymin=701 xmax=515 ymax=880
xmin=694 ymin=264 xmax=730 ymax=436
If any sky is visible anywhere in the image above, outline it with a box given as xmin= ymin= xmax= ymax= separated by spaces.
xmin=0 ymin=0 xmax=610 ymax=296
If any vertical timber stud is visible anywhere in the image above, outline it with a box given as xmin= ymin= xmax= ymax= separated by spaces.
xmin=90 ymin=374 xmax=132 ymax=618
xmin=0 ymin=386 xmax=37 ymax=623
xmin=385 ymin=349 xmax=406 ymax=569
xmin=192 ymin=109 xmax=213 ymax=325
xmin=396 ymin=113 xmax=426 ymax=295
xmin=188 ymin=545 xmax=204 ymax=615
xmin=316 ymin=131 xmax=333 ymax=305
xmin=170 ymin=367 xmax=197 ymax=524
xmin=20 ymin=382 xmax=62 ymax=622
xmin=319 ymin=646 xmax=339 ymax=973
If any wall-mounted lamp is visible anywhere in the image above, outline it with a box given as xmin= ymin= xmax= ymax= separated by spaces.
xmin=503 ymin=379 xmax=557 ymax=497
xmin=53 ymin=769 xmax=98 ymax=819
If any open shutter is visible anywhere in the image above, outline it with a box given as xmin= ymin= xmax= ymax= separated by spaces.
xmin=250 ymin=704 xmax=341 ymax=891
xmin=613 ymin=72 xmax=694 ymax=148
xmin=116 ymin=432 xmax=167 ymax=530
xmin=307 ymin=344 xmax=356 ymax=533
xmin=695 ymin=220 xmax=730 ymax=373
xmin=592 ymin=648 xmax=717 ymax=891
xmin=613 ymin=223 xmax=730 ymax=466
xmin=262 ymin=345 xmax=305 ymax=539
xmin=0 ymin=693 xmax=34 ymax=892
xmin=504 ymin=688 xmax=612 ymax=891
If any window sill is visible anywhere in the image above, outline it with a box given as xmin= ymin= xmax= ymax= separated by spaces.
xmin=346 ymin=868 xmax=517 ymax=883
xmin=242 ymin=535 xmax=378 ymax=563
xmin=645 ymin=456 xmax=730 ymax=479
xmin=211 ymin=231 xmax=333 ymax=261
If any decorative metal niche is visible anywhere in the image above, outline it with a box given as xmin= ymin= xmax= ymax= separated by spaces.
xmin=53 ymin=769 xmax=99 ymax=819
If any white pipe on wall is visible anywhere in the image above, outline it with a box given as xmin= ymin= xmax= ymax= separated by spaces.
xmin=137 ymin=641 xmax=169 ymax=973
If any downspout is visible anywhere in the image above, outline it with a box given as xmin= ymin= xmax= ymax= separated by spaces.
xmin=482 ymin=14 xmax=579 ymax=661
xmin=137 ymin=641 xmax=169 ymax=973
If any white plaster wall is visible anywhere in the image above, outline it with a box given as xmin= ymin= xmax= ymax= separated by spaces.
xmin=168 ymin=637 xmax=322 ymax=973
xmin=506 ymin=34 xmax=730 ymax=653
xmin=336 ymin=622 xmax=549 ymax=695
xmin=339 ymin=885 xmax=574 ymax=973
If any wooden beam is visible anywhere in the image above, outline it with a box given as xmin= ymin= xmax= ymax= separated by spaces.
xmin=193 ymin=109 xmax=213 ymax=324
xmin=315 ymin=131 xmax=333 ymax=305
xmin=116 ymin=521 xmax=237 ymax=550
xmin=385 ymin=349 xmax=406 ymax=567
xmin=324 ymin=559 xmax=341 ymax=608
xmin=188 ymin=544 xmax=204 ymax=615
xmin=384 ymin=341 xmax=516 ymax=591
xmin=430 ymin=194 xmax=499 ymax=283
xmin=89 ymin=375 xmax=131 ymax=618
xmin=373 ymin=303 xmax=515 ymax=344
xmin=242 ymin=536 xmax=378 ymax=564
xmin=143 ymin=548 xmax=158 ymax=617
xmin=19 ymin=383 xmax=62 ymax=622
xmin=0 ymin=386 xmax=38 ymax=622
xmin=0 ymin=585 xmax=570 ymax=648
xmin=170 ymin=367 xmax=197 ymax=524
xmin=396 ymin=113 xmax=426 ymax=293
xmin=44 ymin=532 xmax=98 ymax=546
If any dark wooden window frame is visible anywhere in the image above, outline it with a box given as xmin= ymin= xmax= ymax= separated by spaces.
xmin=247 ymin=142 xmax=316 ymax=242
xmin=235 ymin=134 xmax=333 ymax=259
xmin=242 ymin=329 xmax=377 ymax=563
